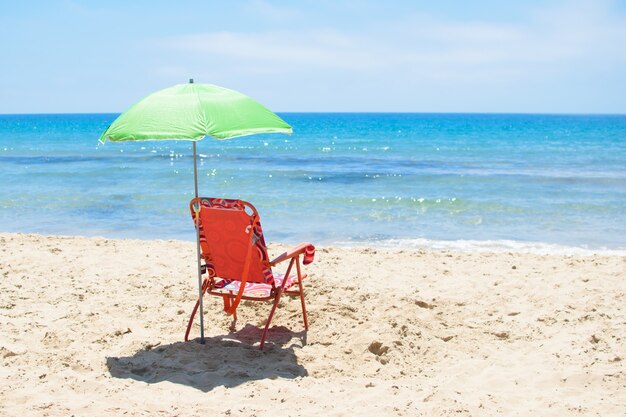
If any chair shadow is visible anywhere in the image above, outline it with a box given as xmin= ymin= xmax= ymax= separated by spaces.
xmin=106 ymin=324 xmax=308 ymax=392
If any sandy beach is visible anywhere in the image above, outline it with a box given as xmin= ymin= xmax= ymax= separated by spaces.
xmin=0 ymin=232 xmax=624 ymax=416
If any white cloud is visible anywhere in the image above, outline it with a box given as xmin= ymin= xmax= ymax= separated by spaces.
xmin=160 ymin=0 xmax=626 ymax=81
xmin=162 ymin=30 xmax=385 ymax=72
xmin=149 ymin=0 xmax=626 ymax=112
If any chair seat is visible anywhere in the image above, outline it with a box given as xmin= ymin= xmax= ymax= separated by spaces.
xmin=212 ymin=272 xmax=306 ymax=298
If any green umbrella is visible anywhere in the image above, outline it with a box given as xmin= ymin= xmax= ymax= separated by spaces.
xmin=99 ymin=82 xmax=291 ymax=142
xmin=99 ymin=80 xmax=292 ymax=344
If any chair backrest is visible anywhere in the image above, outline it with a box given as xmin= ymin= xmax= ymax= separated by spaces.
xmin=190 ymin=197 xmax=274 ymax=285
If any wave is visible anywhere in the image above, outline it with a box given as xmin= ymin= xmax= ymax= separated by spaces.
xmin=333 ymin=237 xmax=626 ymax=256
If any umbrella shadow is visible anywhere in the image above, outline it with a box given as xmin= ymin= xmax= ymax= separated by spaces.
xmin=106 ymin=324 xmax=308 ymax=392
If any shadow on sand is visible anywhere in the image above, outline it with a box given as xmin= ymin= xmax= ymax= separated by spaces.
xmin=106 ymin=324 xmax=308 ymax=392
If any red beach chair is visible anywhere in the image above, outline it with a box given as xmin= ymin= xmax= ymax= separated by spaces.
xmin=184 ymin=197 xmax=315 ymax=349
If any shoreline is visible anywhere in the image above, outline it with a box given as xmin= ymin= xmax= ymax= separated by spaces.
xmin=2 ymin=231 xmax=625 ymax=257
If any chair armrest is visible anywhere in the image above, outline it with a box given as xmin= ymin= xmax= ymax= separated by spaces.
xmin=270 ymin=242 xmax=315 ymax=266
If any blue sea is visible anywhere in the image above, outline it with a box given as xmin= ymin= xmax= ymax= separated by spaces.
xmin=1 ymin=113 xmax=625 ymax=253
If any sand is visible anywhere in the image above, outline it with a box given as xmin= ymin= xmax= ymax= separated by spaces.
xmin=0 ymin=232 xmax=624 ymax=416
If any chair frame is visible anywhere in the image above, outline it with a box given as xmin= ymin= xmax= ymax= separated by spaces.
xmin=184 ymin=198 xmax=311 ymax=350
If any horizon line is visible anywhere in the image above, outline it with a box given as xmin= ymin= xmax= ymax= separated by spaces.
xmin=1 ymin=111 xmax=626 ymax=117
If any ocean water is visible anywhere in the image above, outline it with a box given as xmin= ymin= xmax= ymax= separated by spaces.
xmin=1 ymin=113 xmax=625 ymax=253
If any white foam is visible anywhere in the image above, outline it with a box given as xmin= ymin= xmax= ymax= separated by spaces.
xmin=334 ymin=238 xmax=626 ymax=256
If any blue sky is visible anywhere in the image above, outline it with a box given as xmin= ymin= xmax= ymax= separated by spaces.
xmin=1 ymin=0 xmax=625 ymax=113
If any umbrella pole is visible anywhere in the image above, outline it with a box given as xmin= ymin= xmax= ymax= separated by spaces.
xmin=193 ymin=140 xmax=206 ymax=344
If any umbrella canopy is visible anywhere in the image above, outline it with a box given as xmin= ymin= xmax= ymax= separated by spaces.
xmin=99 ymin=82 xmax=292 ymax=143
xmin=99 ymin=81 xmax=292 ymax=345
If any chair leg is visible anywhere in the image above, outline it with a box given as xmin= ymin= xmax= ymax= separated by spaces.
xmin=295 ymin=258 xmax=308 ymax=329
xmin=184 ymin=299 xmax=200 ymax=342
xmin=298 ymin=284 xmax=308 ymax=329
xmin=223 ymin=295 xmax=231 ymax=312
xmin=229 ymin=307 xmax=238 ymax=332
xmin=260 ymin=258 xmax=294 ymax=350
xmin=259 ymin=290 xmax=283 ymax=350
xmin=184 ymin=278 xmax=210 ymax=342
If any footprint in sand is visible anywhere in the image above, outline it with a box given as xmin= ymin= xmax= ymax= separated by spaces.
xmin=368 ymin=341 xmax=391 ymax=364
xmin=368 ymin=341 xmax=390 ymax=356
xmin=1 ymin=347 xmax=18 ymax=358
xmin=491 ymin=332 xmax=509 ymax=340
xmin=415 ymin=300 xmax=435 ymax=309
